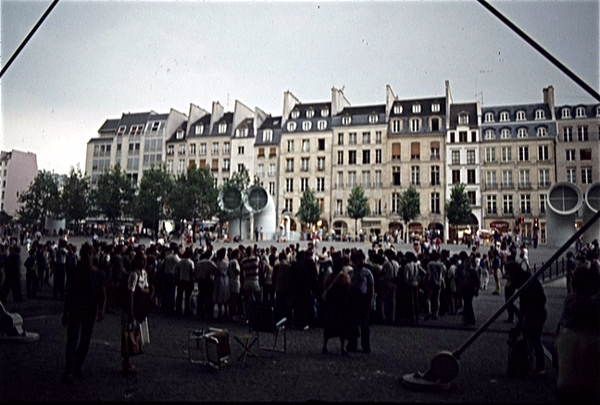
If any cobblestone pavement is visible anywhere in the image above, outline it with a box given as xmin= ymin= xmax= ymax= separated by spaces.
xmin=1 ymin=237 xmax=567 ymax=402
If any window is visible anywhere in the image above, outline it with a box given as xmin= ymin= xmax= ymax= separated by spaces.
xmin=212 ymin=142 xmax=219 ymax=155
xmin=392 ymin=192 xmax=401 ymax=213
xmin=539 ymin=169 xmax=551 ymax=187
xmin=306 ymin=109 xmax=314 ymax=118
xmin=467 ymin=169 xmax=476 ymax=184
xmin=369 ymin=114 xmax=378 ymax=124
xmin=391 ymin=143 xmax=401 ymax=161
xmin=486 ymin=171 xmax=497 ymax=187
xmin=175 ymin=129 xmax=184 ymax=140
xmin=517 ymin=128 xmax=528 ymax=138
xmin=375 ymin=131 xmax=382 ymax=144
xmin=237 ymin=164 xmax=245 ymax=172
xmin=576 ymin=107 xmax=586 ymax=118
xmin=362 ymin=132 xmax=371 ymax=144
xmin=130 ymin=125 xmax=144 ymax=136
xmin=566 ymin=149 xmax=576 ymax=161
xmin=459 ymin=131 xmax=468 ymax=142
xmin=501 ymin=128 xmax=511 ymax=139
xmin=284 ymin=198 xmax=293 ymax=212
xmin=342 ymin=116 xmax=351 ymax=125
xmin=392 ymin=166 xmax=401 ymax=186
xmin=538 ymin=145 xmax=549 ymax=161
xmin=287 ymin=140 xmax=294 ymax=152
xmin=348 ymin=171 xmax=357 ymax=188
xmin=503 ymin=170 xmax=513 ymax=187
xmin=302 ymin=121 xmax=312 ymax=131
xmin=349 ymin=132 xmax=357 ymax=144
xmin=458 ymin=114 xmax=469 ymax=125
xmin=577 ymin=126 xmax=589 ymax=141
xmin=223 ymin=142 xmax=230 ymax=154
xmin=431 ymin=192 xmax=441 ymax=214
xmin=375 ymin=170 xmax=382 ymax=188
xmin=337 ymin=151 xmax=344 ymax=165
xmin=287 ymin=122 xmax=297 ymax=131
xmin=218 ymin=123 xmax=227 ymax=134
xmin=500 ymin=111 xmax=509 ymax=122
xmin=503 ymin=195 xmax=513 ymax=214
xmin=452 ymin=170 xmax=461 ymax=184
xmin=580 ymin=149 xmax=592 ymax=160
xmin=375 ymin=149 xmax=382 ymax=164
xmin=519 ymin=169 xmax=531 ymax=187
xmin=393 ymin=105 xmax=402 ymax=114
xmin=563 ymin=127 xmax=573 ymax=142
xmin=567 ymin=167 xmax=576 ymax=183
xmin=520 ymin=194 xmax=531 ymax=214
xmin=178 ymin=159 xmax=185 ymax=173
xmin=285 ymin=178 xmax=294 ymax=192
xmin=223 ymin=159 xmax=230 ymax=171
xmin=411 ymin=166 xmax=420 ymax=186
xmin=485 ymin=147 xmax=496 ymax=162
xmin=412 ymin=104 xmax=421 ymax=113
xmin=268 ymin=163 xmax=276 ymax=177
xmin=301 ymin=158 xmax=309 ymax=171
xmin=321 ymin=109 xmax=329 ymax=117
xmin=269 ymin=182 xmax=275 ymax=196
xmin=431 ymin=117 xmax=440 ymax=131
xmin=431 ymin=166 xmax=440 ymax=186
xmin=317 ymin=157 xmax=325 ymax=171
xmin=537 ymin=127 xmax=548 ymax=137
xmin=235 ymin=128 xmax=248 ymax=138
xmin=317 ymin=120 xmax=327 ymax=130
xmin=167 ymin=144 xmax=174 ymax=156
xmin=471 ymin=131 xmax=477 ymax=143
xmin=362 ymin=150 xmax=371 ymax=164
xmin=348 ymin=150 xmax=357 ymax=164
xmin=582 ymin=168 xmax=593 ymax=184
xmin=484 ymin=112 xmax=494 ymax=122
xmin=117 ymin=126 xmax=126 ymax=136
xmin=451 ymin=151 xmax=460 ymax=165
xmin=391 ymin=119 xmax=402 ymax=133
xmin=466 ymin=150 xmax=476 ymax=164
xmin=432 ymin=103 xmax=440 ymax=113
xmin=337 ymin=172 xmax=344 ymax=189
xmin=263 ymin=129 xmax=273 ymax=142
xmin=540 ymin=194 xmax=547 ymax=214
xmin=535 ymin=109 xmax=545 ymax=120
xmin=337 ymin=133 xmax=344 ymax=145
xmin=291 ymin=110 xmax=299 ymax=119
xmin=198 ymin=143 xmax=206 ymax=155
xmin=410 ymin=118 xmax=421 ymax=132
xmin=410 ymin=142 xmax=420 ymax=160
xmin=487 ymin=195 xmax=497 ymax=214
xmin=238 ymin=146 xmax=245 ymax=155
xmin=516 ymin=110 xmax=526 ymax=121
xmin=258 ymin=148 xmax=265 ymax=158
xmin=302 ymin=139 xmax=310 ymax=152
xmin=561 ymin=108 xmax=571 ymax=119
xmin=286 ymin=158 xmax=294 ymax=172
xmin=484 ymin=129 xmax=495 ymax=140
xmin=189 ymin=144 xmax=196 ymax=155
xmin=518 ymin=146 xmax=529 ymax=161
xmin=336 ymin=200 xmax=343 ymax=215
xmin=468 ymin=191 xmax=476 ymax=205
xmin=166 ymin=160 xmax=174 ymax=173
xmin=430 ymin=142 xmax=440 ymax=160
xmin=361 ymin=171 xmax=370 ymax=188
xmin=300 ymin=178 xmax=309 ymax=192
xmin=128 ymin=142 xmax=141 ymax=155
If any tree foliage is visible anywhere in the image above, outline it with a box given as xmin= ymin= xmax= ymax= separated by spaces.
xmin=168 ymin=165 xmax=218 ymax=226
xmin=445 ymin=183 xmax=473 ymax=225
xmin=398 ymin=185 xmax=420 ymax=241
xmin=61 ymin=167 xmax=90 ymax=228
xmin=296 ymin=187 xmax=322 ymax=229
xmin=347 ymin=185 xmax=370 ymax=236
xmin=133 ymin=164 xmax=173 ymax=233
xmin=92 ymin=164 xmax=135 ymax=228
xmin=17 ymin=170 xmax=60 ymax=226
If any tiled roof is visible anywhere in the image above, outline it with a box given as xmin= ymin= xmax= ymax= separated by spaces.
xmin=448 ymin=103 xmax=478 ymax=129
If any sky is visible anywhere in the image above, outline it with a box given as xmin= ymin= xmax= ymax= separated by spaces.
xmin=1 ymin=0 xmax=598 ymax=174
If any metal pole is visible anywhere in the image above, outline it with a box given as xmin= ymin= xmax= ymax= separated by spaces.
xmin=453 ymin=208 xmax=600 ymax=359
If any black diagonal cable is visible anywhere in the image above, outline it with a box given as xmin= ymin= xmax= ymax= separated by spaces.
xmin=0 ymin=0 xmax=60 ymax=79
xmin=477 ymin=0 xmax=600 ymax=102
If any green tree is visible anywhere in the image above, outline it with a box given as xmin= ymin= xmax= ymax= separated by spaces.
xmin=133 ymin=164 xmax=173 ymax=238
xmin=296 ymin=187 xmax=322 ymax=232
xmin=168 ymin=165 xmax=218 ymax=230
xmin=16 ymin=170 xmax=60 ymax=227
xmin=446 ymin=183 xmax=473 ymax=226
xmin=61 ymin=167 xmax=91 ymax=230
xmin=92 ymin=164 xmax=136 ymax=230
xmin=399 ymin=185 xmax=420 ymax=242
xmin=347 ymin=185 xmax=370 ymax=238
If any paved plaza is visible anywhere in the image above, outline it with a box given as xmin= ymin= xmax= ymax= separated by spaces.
xmin=1 ymin=237 xmax=569 ymax=402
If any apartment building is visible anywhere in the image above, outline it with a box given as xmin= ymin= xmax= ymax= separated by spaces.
xmin=480 ymin=86 xmax=557 ymax=244
xmin=0 ymin=150 xmax=38 ymax=216
xmin=254 ymin=115 xmax=283 ymax=202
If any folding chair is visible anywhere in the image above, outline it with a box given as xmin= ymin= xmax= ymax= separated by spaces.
xmin=246 ymin=302 xmax=287 ymax=353
xmin=205 ymin=329 xmax=231 ymax=369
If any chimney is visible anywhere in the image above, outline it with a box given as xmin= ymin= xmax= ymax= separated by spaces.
xmin=282 ymin=90 xmax=300 ymax=126
xmin=331 ymin=86 xmax=351 ymax=116
xmin=543 ymin=85 xmax=555 ymax=120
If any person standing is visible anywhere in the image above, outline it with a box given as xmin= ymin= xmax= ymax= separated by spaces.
xmin=460 ymin=251 xmax=480 ymax=326
xmin=241 ymin=246 xmax=261 ymax=305
xmin=565 ymin=252 xmax=576 ymax=294
xmin=346 ymin=250 xmax=375 ymax=353
xmin=161 ymin=244 xmax=180 ymax=314
xmin=54 ymin=239 xmax=69 ymax=300
xmin=321 ymin=252 xmax=351 ymax=355
xmin=227 ymin=249 xmax=241 ymax=321
xmin=211 ymin=248 xmax=230 ymax=319
xmin=62 ymin=243 xmax=106 ymax=385
xmin=1 ymin=246 xmax=23 ymax=303
xmin=175 ymin=247 xmax=195 ymax=317
xmin=404 ymin=252 xmax=422 ymax=326
xmin=491 ymin=249 xmax=502 ymax=296
xmin=273 ymin=251 xmax=292 ymax=324
xmin=425 ymin=251 xmax=445 ymax=320
xmin=378 ymin=249 xmax=398 ymax=325
xmin=24 ymin=248 xmax=39 ymax=299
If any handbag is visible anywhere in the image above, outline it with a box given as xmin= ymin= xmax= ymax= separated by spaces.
xmin=121 ymin=325 xmax=144 ymax=357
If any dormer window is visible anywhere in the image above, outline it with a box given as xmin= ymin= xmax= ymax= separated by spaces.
xmin=287 ymin=121 xmax=297 ymax=132
xmin=484 ymin=129 xmax=495 ymax=140
xmin=291 ymin=110 xmax=299 ymax=119
xmin=195 ymin=125 xmax=204 ymax=135
xmin=218 ymin=123 xmax=227 ymax=134
xmin=321 ymin=109 xmax=329 ymax=117
xmin=117 ymin=126 xmax=126 ymax=136
xmin=263 ymin=129 xmax=273 ymax=142
xmin=458 ymin=114 xmax=469 ymax=125
xmin=516 ymin=110 xmax=526 ymax=121
xmin=537 ymin=127 xmax=548 ymax=137
xmin=535 ymin=109 xmax=545 ymax=120
xmin=412 ymin=104 xmax=421 ymax=113
xmin=562 ymin=108 xmax=571 ymax=119
xmin=517 ymin=128 xmax=528 ymax=138
xmin=235 ymin=128 xmax=248 ymax=137
xmin=306 ymin=109 xmax=314 ymax=118
xmin=369 ymin=114 xmax=378 ymax=124
xmin=431 ymin=103 xmax=440 ymax=113
xmin=484 ymin=112 xmax=494 ymax=123
xmin=129 ymin=125 xmax=144 ymax=136
xmin=317 ymin=120 xmax=327 ymax=130
xmin=391 ymin=119 xmax=402 ymax=133
xmin=342 ymin=116 xmax=351 ymax=126
xmin=576 ymin=107 xmax=586 ymax=118
xmin=500 ymin=128 xmax=511 ymax=139
xmin=150 ymin=121 xmax=161 ymax=131
xmin=393 ymin=105 xmax=403 ymax=114
xmin=302 ymin=121 xmax=312 ymax=131
xmin=176 ymin=129 xmax=185 ymax=139
xmin=500 ymin=111 xmax=509 ymax=122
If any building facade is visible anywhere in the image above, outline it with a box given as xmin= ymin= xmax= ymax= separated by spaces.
xmin=0 ymin=150 xmax=38 ymax=216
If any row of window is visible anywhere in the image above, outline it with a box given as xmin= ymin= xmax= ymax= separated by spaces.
xmin=286 ymin=120 xmax=328 ymax=132
xmin=561 ymin=126 xmax=591 ymax=142
xmin=485 ymin=194 xmax=545 ymax=215
xmin=390 ymin=117 xmax=441 ymax=133
xmin=484 ymin=145 xmax=552 ymax=162
xmin=336 ymin=131 xmax=383 ymax=145
xmin=484 ymin=169 xmax=553 ymax=188
xmin=483 ymin=109 xmax=547 ymax=123
xmin=392 ymin=103 xmax=441 ymax=115
xmin=483 ymin=126 xmax=549 ymax=139
xmin=340 ymin=114 xmax=380 ymax=126
xmin=167 ymin=142 xmax=231 ymax=156
xmin=559 ymin=106 xmax=600 ymax=119
xmin=290 ymin=108 xmax=329 ymax=119
xmin=285 ymin=178 xmax=326 ymax=193
xmin=116 ymin=121 xmax=164 ymax=137
xmin=285 ymin=139 xmax=327 ymax=152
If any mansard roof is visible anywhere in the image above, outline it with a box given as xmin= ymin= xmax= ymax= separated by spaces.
xmin=448 ymin=102 xmax=478 ymax=129
xmin=211 ymin=112 xmax=234 ymax=136
xmin=255 ymin=116 xmax=282 ymax=146
xmin=188 ymin=114 xmax=212 ymax=137
xmin=389 ymin=96 xmax=446 ymax=117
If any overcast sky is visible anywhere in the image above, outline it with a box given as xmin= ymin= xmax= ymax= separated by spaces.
xmin=1 ymin=0 xmax=598 ymax=174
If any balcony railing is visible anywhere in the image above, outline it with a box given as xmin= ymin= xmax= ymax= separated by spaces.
xmin=485 ymin=182 xmax=499 ymax=190
xmin=539 ymin=181 xmax=552 ymax=188
xmin=502 ymin=182 xmax=514 ymax=189
xmin=519 ymin=182 xmax=532 ymax=190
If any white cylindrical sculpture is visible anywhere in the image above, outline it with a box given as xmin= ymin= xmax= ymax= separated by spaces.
xmin=245 ymin=185 xmax=276 ymax=240
xmin=582 ymin=183 xmax=600 ymax=245
xmin=546 ymin=182 xmax=583 ymax=248
xmin=219 ymin=186 xmax=248 ymax=240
